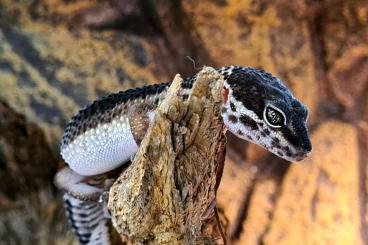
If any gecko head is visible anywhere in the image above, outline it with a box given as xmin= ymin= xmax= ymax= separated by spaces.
xmin=219 ymin=66 xmax=311 ymax=162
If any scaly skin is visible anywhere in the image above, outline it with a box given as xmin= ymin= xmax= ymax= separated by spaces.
xmin=57 ymin=66 xmax=312 ymax=244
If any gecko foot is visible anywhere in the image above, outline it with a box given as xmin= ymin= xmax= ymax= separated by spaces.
xmin=55 ymin=167 xmax=104 ymax=201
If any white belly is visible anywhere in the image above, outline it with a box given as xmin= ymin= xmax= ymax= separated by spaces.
xmin=61 ymin=117 xmax=138 ymax=176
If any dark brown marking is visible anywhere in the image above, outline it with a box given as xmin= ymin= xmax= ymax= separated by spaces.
xmin=221 ymin=107 xmax=227 ymax=114
xmin=271 ymin=141 xmax=281 ymax=149
xmin=237 ymin=130 xmax=244 ymax=135
xmin=228 ymin=114 xmax=238 ymax=123
xmin=282 ymin=146 xmax=290 ymax=152
xmin=239 ymin=114 xmax=258 ymax=130
xmin=283 ymin=148 xmax=292 ymax=155
xmin=230 ymin=102 xmax=236 ymax=112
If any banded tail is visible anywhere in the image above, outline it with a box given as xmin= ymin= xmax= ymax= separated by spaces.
xmin=63 ymin=193 xmax=110 ymax=245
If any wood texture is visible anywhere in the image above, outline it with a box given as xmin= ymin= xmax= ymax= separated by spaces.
xmin=108 ymin=67 xmax=226 ymax=244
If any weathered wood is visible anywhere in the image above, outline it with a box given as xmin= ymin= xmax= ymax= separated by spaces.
xmin=108 ymin=67 xmax=225 ymax=244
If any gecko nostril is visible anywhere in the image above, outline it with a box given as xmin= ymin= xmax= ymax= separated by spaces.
xmin=303 ymin=139 xmax=312 ymax=153
xmin=297 ymin=139 xmax=312 ymax=154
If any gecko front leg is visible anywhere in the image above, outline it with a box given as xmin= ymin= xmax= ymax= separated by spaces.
xmin=55 ymin=167 xmax=111 ymax=201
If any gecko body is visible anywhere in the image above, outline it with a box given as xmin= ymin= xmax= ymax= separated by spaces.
xmin=57 ymin=66 xmax=311 ymax=244
xmin=60 ymin=83 xmax=169 ymax=176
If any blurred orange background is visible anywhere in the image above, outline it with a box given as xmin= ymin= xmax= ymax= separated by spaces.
xmin=0 ymin=0 xmax=367 ymax=244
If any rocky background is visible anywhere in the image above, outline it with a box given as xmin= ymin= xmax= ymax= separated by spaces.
xmin=0 ymin=0 xmax=367 ymax=244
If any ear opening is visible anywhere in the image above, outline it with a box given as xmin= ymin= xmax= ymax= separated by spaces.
xmin=223 ymin=88 xmax=229 ymax=104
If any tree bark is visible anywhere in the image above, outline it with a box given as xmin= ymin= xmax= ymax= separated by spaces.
xmin=108 ymin=67 xmax=226 ymax=244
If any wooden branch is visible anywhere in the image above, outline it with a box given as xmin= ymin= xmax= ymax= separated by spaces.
xmin=108 ymin=67 xmax=226 ymax=244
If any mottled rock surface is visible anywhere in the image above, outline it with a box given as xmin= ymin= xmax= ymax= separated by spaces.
xmin=0 ymin=101 xmax=74 ymax=244
xmin=0 ymin=0 xmax=367 ymax=244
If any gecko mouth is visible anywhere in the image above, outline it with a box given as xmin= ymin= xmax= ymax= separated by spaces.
xmin=227 ymin=123 xmax=311 ymax=163
xmin=288 ymin=139 xmax=312 ymax=162
xmin=293 ymin=149 xmax=311 ymax=161
xmin=276 ymin=146 xmax=311 ymax=162
xmin=261 ymin=133 xmax=311 ymax=162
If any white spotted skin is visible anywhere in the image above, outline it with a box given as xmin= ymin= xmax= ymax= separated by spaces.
xmin=61 ymin=116 xmax=138 ymax=176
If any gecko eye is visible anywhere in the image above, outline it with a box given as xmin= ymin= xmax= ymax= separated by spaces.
xmin=263 ymin=105 xmax=286 ymax=128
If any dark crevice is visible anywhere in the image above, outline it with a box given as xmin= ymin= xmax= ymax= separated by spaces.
xmin=138 ymin=0 xmax=166 ymax=36
xmin=305 ymin=1 xmax=345 ymax=119
xmin=226 ymin=131 xmax=249 ymax=162
xmin=229 ymin=181 xmax=256 ymax=240
xmin=230 ymin=156 xmax=290 ymax=242
xmin=349 ymin=74 xmax=368 ymax=122
xmin=256 ymin=157 xmax=291 ymax=245
xmin=71 ymin=0 xmax=159 ymax=36
xmin=310 ymin=171 xmax=326 ymax=222
xmin=142 ymin=0 xmax=214 ymax=78
xmin=310 ymin=184 xmax=318 ymax=222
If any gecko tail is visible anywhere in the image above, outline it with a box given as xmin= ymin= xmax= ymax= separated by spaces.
xmin=63 ymin=193 xmax=110 ymax=245
xmin=88 ymin=219 xmax=110 ymax=245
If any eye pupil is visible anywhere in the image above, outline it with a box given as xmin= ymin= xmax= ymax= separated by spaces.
xmin=267 ymin=109 xmax=281 ymax=124
xmin=264 ymin=106 xmax=285 ymax=127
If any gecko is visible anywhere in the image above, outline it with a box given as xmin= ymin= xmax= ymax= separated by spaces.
xmin=55 ymin=66 xmax=312 ymax=244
